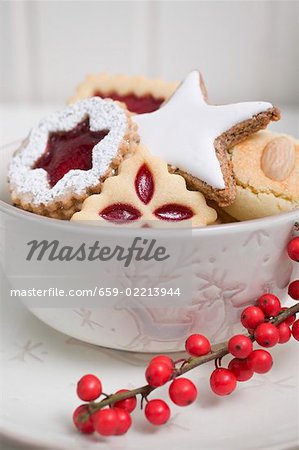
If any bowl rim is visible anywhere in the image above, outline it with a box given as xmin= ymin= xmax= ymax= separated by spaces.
xmin=1 ymin=189 xmax=298 ymax=237
xmin=1 ymin=140 xmax=298 ymax=236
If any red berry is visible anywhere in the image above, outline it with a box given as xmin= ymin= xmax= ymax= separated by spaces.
xmin=144 ymin=399 xmax=170 ymax=425
xmin=241 ymin=306 xmax=265 ymax=330
xmin=257 ymin=294 xmax=281 ymax=318
xmin=92 ymin=408 xmax=118 ymax=436
xmin=114 ymin=408 xmax=132 ymax=435
xmin=168 ymin=378 xmax=197 ymax=406
xmin=73 ymin=404 xmax=94 ymax=434
xmin=149 ymin=355 xmax=174 ymax=369
xmin=246 ymin=349 xmax=273 ymax=373
xmin=185 ymin=334 xmax=211 ymax=356
xmin=145 ymin=362 xmax=173 ymax=387
xmin=292 ymin=319 xmax=299 ymax=341
xmin=287 ymin=237 xmax=299 ymax=262
xmin=254 ymin=323 xmax=279 ymax=347
xmin=113 ymin=389 xmax=137 ymax=413
xmin=277 ymin=322 xmax=291 ymax=344
xmin=77 ymin=374 xmax=102 ymax=402
xmin=288 ymin=280 xmax=299 ymax=300
xmin=210 ymin=368 xmax=237 ymax=396
xmin=228 ymin=335 xmax=253 ymax=359
xmin=228 ymin=358 xmax=254 ymax=382
xmin=281 ymin=307 xmax=296 ymax=326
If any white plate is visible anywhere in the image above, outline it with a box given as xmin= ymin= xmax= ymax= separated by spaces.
xmin=1 ymin=278 xmax=299 ymax=450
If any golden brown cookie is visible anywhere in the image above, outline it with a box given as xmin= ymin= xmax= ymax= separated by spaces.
xmin=8 ymin=98 xmax=139 ymax=219
xmin=69 ymin=73 xmax=179 ymax=114
xmin=71 ymin=146 xmax=217 ymax=227
xmin=224 ymin=131 xmax=299 ymax=220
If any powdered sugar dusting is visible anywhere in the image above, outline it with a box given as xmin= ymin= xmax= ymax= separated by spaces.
xmin=8 ymin=97 xmax=128 ymax=206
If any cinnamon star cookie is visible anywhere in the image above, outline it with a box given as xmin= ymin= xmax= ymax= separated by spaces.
xmin=134 ymin=71 xmax=280 ymax=207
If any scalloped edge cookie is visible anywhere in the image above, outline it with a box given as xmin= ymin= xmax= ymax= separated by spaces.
xmin=69 ymin=73 xmax=179 ymax=111
xmin=9 ymin=98 xmax=140 ymax=219
xmin=71 ymin=145 xmax=217 ymax=227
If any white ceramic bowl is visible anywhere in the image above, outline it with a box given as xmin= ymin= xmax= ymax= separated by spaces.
xmin=1 ymin=141 xmax=298 ymax=352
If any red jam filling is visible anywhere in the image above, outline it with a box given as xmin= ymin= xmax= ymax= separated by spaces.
xmin=100 ymin=203 xmax=141 ymax=223
xmin=34 ymin=118 xmax=109 ymax=187
xmin=99 ymin=163 xmax=194 ymax=225
xmin=94 ymin=91 xmax=164 ymax=114
xmin=154 ymin=204 xmax=194 ymax=221
xmin=135 ymin=163 xmax=154 ymax=205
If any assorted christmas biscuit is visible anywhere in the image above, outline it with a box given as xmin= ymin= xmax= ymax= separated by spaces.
xmin=7 ymin=70 xmax=297 ymax=226
xmin=224 ymin=131 xmax=299 ymax=221
xmin=8 ymin=98 xmax=139 ymax=219
xmin=71 ymin=146 xmax=217 ymax=227
xmin=69 ymin=73 xmax=179 ymax=114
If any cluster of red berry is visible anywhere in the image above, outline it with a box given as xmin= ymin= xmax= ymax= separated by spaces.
xmin=73 ymin=377 xmax=136 ymax=435
xmin=144 ymin=350 xmax=205 ymax=425
xmin=73 ymin=236 xmax=299 ymax=437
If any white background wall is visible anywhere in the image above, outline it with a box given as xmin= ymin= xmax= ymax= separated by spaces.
xmin=0 ymin=0 xmax=298 ymax=106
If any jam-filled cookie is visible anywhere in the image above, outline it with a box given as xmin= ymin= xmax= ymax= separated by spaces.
xmin=8 ymin=98 xmax=139 ymax=219
xmin=69 ymin=73 xmax=179 ymax=114
xmin=134 ymin=71 xmax=280 ymax=207
xmin=71 ymin=146 xmax=217 ymax=227
xmin=224 ymin=131 xmax=299 ymax=220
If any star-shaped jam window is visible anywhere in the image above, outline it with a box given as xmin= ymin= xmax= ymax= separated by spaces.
xmin=71 ymin=146 xmax=217 ymax=227
xmin=33 ymin=117 xmax=109 ymax=188
xmin=134 ymin=71 xmax=280 ymax=206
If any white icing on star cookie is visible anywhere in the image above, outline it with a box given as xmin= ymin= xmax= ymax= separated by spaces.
xmin=134 ymin=71 xmax=274 ymax=190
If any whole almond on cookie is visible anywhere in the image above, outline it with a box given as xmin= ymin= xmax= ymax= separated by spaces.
xmin=223 ymin=131 xmax=299 ymax=221
xmin=261 ymin=136 xmax=296 ymax=181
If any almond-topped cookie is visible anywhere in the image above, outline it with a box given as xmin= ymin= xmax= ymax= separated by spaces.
xmin=134 ymin=71 xmax=280 ymax=207
xmin=69 ymin=73 xmax=179 ymax=114
xmin=71 ymin=146 xmax=217 ymax=227
xmin=8 ymin=98 xmax=139 ymax=219
xmin=224 ymin=131 xmax=299 ymax=220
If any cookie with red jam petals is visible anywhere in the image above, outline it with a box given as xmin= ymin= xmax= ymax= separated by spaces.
xmin=8 ymin=98 xmax=139 ymax=219
xmin=134 ymin=71 xmax=280 ymax=207
xmin=71 ymin=146 xmax=217 ymax=227
xmin=69 ymin=73 xmax=179 ymax=114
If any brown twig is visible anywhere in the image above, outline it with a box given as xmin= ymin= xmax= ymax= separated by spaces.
xmin=88 ymin=302 xmax=299 ymax=415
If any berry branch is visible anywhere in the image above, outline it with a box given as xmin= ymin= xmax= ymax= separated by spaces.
xmin=73 ymin=235 xmax=299 ymax=436
xmin=85 ymin=301 xmax=299 ymax=416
